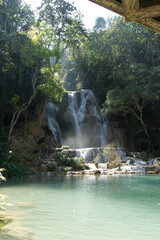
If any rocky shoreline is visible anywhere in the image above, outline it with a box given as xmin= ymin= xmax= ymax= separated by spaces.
xmin=37 ymin=165 xmax=160 ymax=176
xmin=30 ymin=149 xmax=160 ymax=176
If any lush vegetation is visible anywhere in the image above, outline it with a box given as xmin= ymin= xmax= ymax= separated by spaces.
xmin=0 ymin=0 xmax=86 ymax=175
xmin=0 ymin=0 xmax=86 ymax=142
xmin=62 ymin=17 xmax=160 ymax=153
xmin=0 ymin=140 xmax=28 ymax=177
xmin=0 ymin=0 xmax=160 ymax=177
xmin=55 ymin=151 xmax=88 ymax=171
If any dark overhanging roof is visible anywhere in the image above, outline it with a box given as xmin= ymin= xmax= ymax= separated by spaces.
xmin=89 ymin=0 xmax=160 ymax=33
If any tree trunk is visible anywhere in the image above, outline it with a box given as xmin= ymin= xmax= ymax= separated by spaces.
xmin=140 ymin=119 xmax=154 ymax=152
xmin=24 ymin=109 xmax=28 ymax=139
xmin=8 ymin=89 xmax=38 ymax=145
xmin=8 ymin=113 xmax=16 ymax=145
xmin=36 ymin=96 xmax=47 ymax=126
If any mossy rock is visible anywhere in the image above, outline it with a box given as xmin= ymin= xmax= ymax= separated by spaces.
xmin=94 ymin=170 xmax=101 ymax=175
xmin=0 ymin=218 xmax=11 ymax=230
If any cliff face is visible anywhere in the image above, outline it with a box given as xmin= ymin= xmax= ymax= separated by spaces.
xmin=10 ymin=120 xmax=59 ymax=157
xmin=106 ymin=114 xmax=137 ymax=152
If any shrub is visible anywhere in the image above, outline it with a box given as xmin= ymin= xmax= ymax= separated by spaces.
xmin=0 ymin=140 xmax=29 ymax=178
xmin=103 ymin=143 xmax=122 ymax=169
xmin=46 ymin=162 xmax=57 ymax=172
xmin=55 ymin=152 xmax=87 ymax=171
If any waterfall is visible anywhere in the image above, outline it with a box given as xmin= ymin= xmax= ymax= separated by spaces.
xmin=46 ymin=102 xmax=64 ymax=146
xmin=46 ymin=90 xmax=126 ymax=163
xmin=45 ymin=90 xmax=108 ymax=162
xmin=76 ymin=147 xmax=107 ymax=163
xmin=67 ymin=91 xmax=82 ymax=148
xmin=61 ymin=89 xmax=107 ymax=162
xmin=65 ymin=90 xmax=107 ymax=148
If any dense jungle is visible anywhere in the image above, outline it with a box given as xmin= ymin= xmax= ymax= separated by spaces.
xmin=0 ymin=0 xmax=160 ymax=177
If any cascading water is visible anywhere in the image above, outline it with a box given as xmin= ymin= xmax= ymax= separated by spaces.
xmin=64 ymin=90 xmax=107 ymax=148
xmin=46 ymin=89 xmax=126 ymax=164
xmin=61 ymin=89 xmax=108 ymax=162
xmin=66 ymin=91 xmax=82 ymax=148
xmin=46 ymin=102 xmax=64 ymax=146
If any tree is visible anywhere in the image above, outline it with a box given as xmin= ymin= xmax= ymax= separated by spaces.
xmin=0 ymin=0 xmax=35 ymax=127
xmin=7 ymin=23 xmax=66 ymax=143
xmin=38 ymin=0 xmax=87 ymax=56
xmin=1 ymin=0 xmax=87 ymax=142
xmin=103 ymin=63 xmax=160 ymax=150
xmin=62 ymin=16 xmax=160 ymax=152
xmin=93 ymin=17 xmax=106 ymax=31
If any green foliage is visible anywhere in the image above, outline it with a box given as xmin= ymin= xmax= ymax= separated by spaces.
xmin=0 ymin=1 xmax=35 ymax=126
xmin=0 ymin=140 xmax=29 ymax=178
xmin=64 ymin=167 xmax=71 ymax=172
xmin=38 ymin=0 xmax=86 ymax=49
xmin=0 ymin=0 xmax=87 ymax=143
xmin=1 ymin=159 xmax=29 ymax=178
xmin=55 ymin=152 xmax=87 ymax=171
xmin=61 ymin=145 xmax=70 ymax=150
xmin=62 ymin=16 xmax=160 ymax=152
xmin=93 ymin=17 xmax=106 ymax=31
xmin=1 ymin=0 xmax=160 ymax=154
xmin=39 ymin=67 xmax=65 ymax=101
xmin=46 ymin=162 xmax=57 ymax=172
xmin=9 ymin=94 xmax=20 ymax=110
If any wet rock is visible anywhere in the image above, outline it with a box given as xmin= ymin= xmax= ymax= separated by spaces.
xmin=126 ymin=158 xmax=135 ymax=165
xmin=94 ymin=170 xmax=101 ymax=175
xmin=147 ymin=171 xmax=156 ymax=174
xmin=122 ymin=168 xmax=128 ymax=174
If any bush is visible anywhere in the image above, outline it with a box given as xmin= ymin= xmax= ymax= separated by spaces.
xmin=55 ymin=152 xmax=87 ymax=171
xmin=46 ymin=162 xmax=57 ymax=172
xmin=0 ymin=140 xmax=29 ymax=178
xmin=103 ymin=143 xmax=122 ymax=169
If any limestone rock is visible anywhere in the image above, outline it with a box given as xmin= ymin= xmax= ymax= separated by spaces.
xmin=27 ymin=121 xmax=45 ymax=143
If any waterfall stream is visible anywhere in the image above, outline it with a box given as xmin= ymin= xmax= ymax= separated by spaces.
xmin=65 ymin=90 xmax=107 ymax=148
xmin=46 ymin=89 xmax=125 ymax=162
xmin=67 ymin=91 xmax=82 ymax=148
xmin=46 ymin=102 xmax=64 ymax=146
